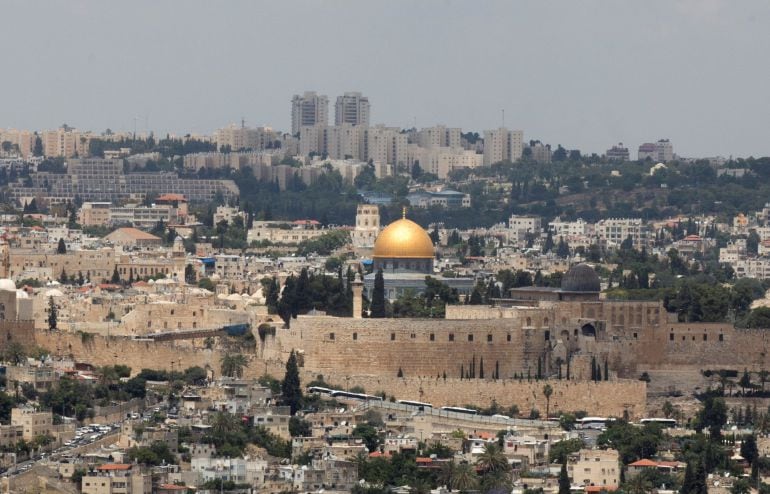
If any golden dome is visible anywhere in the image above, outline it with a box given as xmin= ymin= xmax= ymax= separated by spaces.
xmin=373 ymin=217 xmax=434 ymax=259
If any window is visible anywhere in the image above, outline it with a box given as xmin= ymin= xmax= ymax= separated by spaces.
xmin=468 ymin=334 xmax=474 ymax=342
xmin=391 ymin=333 xmax=396 ymax=341
xmin=526 ymin=317 xmax=532 ymax=326
xmin=633 ymin=332 xmax=637 ymax=339
xmin=719 ymin=334 xmax=724 ymax=341
xmin=507 ymin=334 xmax=511 ymax=342
xmin=669 ymin=333 xmax=674 ymax=341
xmin=430 ymin=333 xmax=435 ymax=341
xmin=411 ymin=333 xmax=416 ymax=339
xmin=353 ymin=332 xmax=357 ymax=341
xmin=544 ymin=330 xmax=550 ymax=341
xmin=487 ymin=334 xmax=493 ymax=342
xmin=449 ymin=333 xmax=454 ymax=341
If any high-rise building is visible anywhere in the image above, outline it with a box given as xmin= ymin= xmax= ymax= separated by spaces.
xmin=325 ymin=124 xmax=364 ymax=160
xmin=334 ymin=92 xmax=370 ymax=127
xmin=291 ymin=92 xmax=329 ymax=135
xmin=362 ymin=125 xmax=406 ymax=169
xmin=605 ymin=143 xmax=630 ymax=162
xmin=483 ymin=127 xmax=524 ymax=166
xmin=41 ymin=126 xmax=89 ymax=158
xmin=416 ymin=125 xmax=461 ymax=148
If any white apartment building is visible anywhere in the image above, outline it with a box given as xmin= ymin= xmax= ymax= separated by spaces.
xmin=528 ymin=141 xmax=552 ymax=163
xmin=483 ymin=127 xmax=524 ymax=165
xmin=299 ymin=124 xmax=326 ymax=156
xmin=334 ymin=92 xmax=370 ymax=127
xmin=416 ymin=125 xmax=461 ymax=148
xmin=291 ymin=92 xmax=329 ymax=135
xmin=326 ymin=123 xmax=364 ymax=160
xmin=596 ymin=218 xmax=649 ymax=250
xmin=213 ymin=124 xmax=278 ymax=151
xmin=362 ymin=125 xmax=407 ymax=169
xmin=406 ymin=144 xmax=482 ymax=179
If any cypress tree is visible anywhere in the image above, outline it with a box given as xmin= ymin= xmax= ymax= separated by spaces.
xmin=566 ymin=358 xmax=570 ymax=380
xmin=111 ymin=266 xmax=121 ymax=284
xmin=47 ymin=296 xmax=57 ymax=331
xmin=370 ymin=269 xmax=386 ymax=318
xmin=397 ymin=367 xmax=403 ymax=378
xmin=57 ymin=238 xmax=67 ymax=254
xmin=281 ymin=350 xmax=303 ymax=415
xmin=604 ymin=359 xmax=609 ymax=381
xmin=558 ymin=462 xmax=570 ymax=494
xmin=495 ymin=361 xmax=499 ymax=380
xmin=479 ymin=357 xmax=484 ymax=379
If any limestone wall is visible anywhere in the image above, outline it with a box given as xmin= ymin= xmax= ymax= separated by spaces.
xmin=308 ymin=373 xmax=647 ymax=419
xmin=267 ymin=315 xmax=552 ymax=379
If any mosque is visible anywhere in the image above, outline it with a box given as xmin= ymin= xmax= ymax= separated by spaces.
xmin=362 ymin=211 xmax=474 ymax=302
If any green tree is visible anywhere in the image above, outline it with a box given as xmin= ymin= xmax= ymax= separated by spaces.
xmin=281 ymin=350 xmax=302 ymax=415
xmin=451 ymin=462 xmax=479 ymax=491
xmin=353 ymin=423 xmax=381 ymax=452
xmin=694 ymin=396 xmax=727 ymax=440
xmin=47 ymin=296 xmax=57 ymax=330
xmin=558 ymin=462 xmax=570 ymax=494
xmin=110 ymin=266 xmax=121 ymax=284
xmin=370 ymin=269 xmax=386 ymax=318
xmin=289 ymin=416 xmax=311 ymax=437
xmin=56 ymin=238 xmax=66 ymax=254
xmin=219 ymin=354 xmax=248 ymax=378
xmin=476 ymin=443 xmax=508 ymax=473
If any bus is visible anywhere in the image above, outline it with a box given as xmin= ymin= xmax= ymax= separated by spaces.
xmin=397 ymin=400 xmax=433 ymax=410
xmin=639 ymin=418 xmax=677 ymax=428
xmin=440 ymin=406 xmax=478 ymax=415
xmin=577 ymin=417 xmax=615 ymax=430
xmin=330 ymin=390 xmax=383 ymax=402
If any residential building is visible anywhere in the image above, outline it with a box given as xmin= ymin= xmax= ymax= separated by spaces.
xmin=483 ymin=127 xmax=524 ymax=165
xmin=79 ymin=202 xmax=113 ymax=227
xmin=81 ymin=463 xmax=151 ymax=494
xmin=11 ymin=407 xmax=53 ymax=442
xmin=362 ymin=125 xmax=407 ymax=169
xmin=596 ymin=218 xmax=649 ymax=250
xmin=416 ymin=126 xmax=462 ymax=149
xmin=566 ymin=448 xmax=620 ymax=489
xmin=213 ymin=124 xmax=278 ymax=151
xmin=605 ymin=143 xmax=630 ymax=161
xmin=406 ymin=190 xmax=471 ymax=208
xmin=326 ymin=123 xmax=364 ymax=160
xmin=247 ymin=221 xmax=331 ymax=245
xmin=509 ymin=215 xmax=542 ymax=239
xmin=528 ymin=141 xmax=552 ymax=163
xmin=335 ymin=92 xmax=370 ymax=127
xmin=638 ymin=139 xmax=674 ymax=162
xmin=291 ymin=92 xmax=329 ymax=135
xmin=41 ymin=126 xmax=89 ymax=158
xmin=406 ymin=144 xmax=482 ymax=179
xmin=0 ymin=128 xmax=36 ymax=158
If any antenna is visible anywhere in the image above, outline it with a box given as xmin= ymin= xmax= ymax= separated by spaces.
xmin=241 ymin=117 xmax=245 ymax=129
xmin=502 ymin=109 xmax=505 ymax=128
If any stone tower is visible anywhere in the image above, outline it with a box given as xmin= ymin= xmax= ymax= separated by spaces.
xmin=351 ymin=204 xmax=380 ymax=249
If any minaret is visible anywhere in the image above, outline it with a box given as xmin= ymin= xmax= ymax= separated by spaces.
xmin=352 ymin=273 xmax=363 ymax=319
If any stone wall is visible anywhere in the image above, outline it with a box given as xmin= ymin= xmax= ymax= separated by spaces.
xmin=307 ymin=373 xmax=647 ymax=419
xmin=33 ymin=330 xmax=285 ymax=378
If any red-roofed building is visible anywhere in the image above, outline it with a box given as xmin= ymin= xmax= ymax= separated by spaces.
xmin=628 ymin=458 xmax=686 ymax=478
xmin=103 ymin=227 xmax=162 ymax=248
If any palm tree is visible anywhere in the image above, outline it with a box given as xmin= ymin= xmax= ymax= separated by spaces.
xmin=220 ymin=353 xmax=248 ymax=378
xmin=451 ymin=462 xmax=479 ymax=492
xmin=626 ymin=472 xmax=652 ymax=494
xmin=543 ymin=383 xmax=554 ymax=418
xmin=211 ymin=412 xmax=239 ymax=437
xmin=481 ymin=469 xmax=513 ymax=494
xmin=476 ymin=443 xmax=509 ymax=473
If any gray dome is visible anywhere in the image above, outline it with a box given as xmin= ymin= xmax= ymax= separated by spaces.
xmin=561 ymin=264 xmax=600 ymax=292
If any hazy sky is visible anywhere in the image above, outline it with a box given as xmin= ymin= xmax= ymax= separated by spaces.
xmin=3 ymin=0 xmax=769 ymax=157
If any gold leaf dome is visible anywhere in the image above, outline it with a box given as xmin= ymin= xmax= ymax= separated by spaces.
xmin=373 ymin=217 xmax=434 ymax=259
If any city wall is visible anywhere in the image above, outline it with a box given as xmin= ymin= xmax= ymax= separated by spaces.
xmin=309 ymin=373 xmax=647 ymax=419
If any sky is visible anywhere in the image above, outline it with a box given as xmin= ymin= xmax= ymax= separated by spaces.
xmin=2 ymin=0 xmax=769 ymax=157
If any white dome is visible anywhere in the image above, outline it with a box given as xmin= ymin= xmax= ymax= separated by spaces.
xmin=226 ymin=293 xmax=243 ymax=301
xmin=45 ymin=289 xmax=64 ymax=298
xmin=0 ymin=279 xmax=16 ymax=292
xmin=15 ymin=290 xmax=29 ymax=299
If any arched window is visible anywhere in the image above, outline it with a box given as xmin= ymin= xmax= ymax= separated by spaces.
xmin=526 ymin=317 xmax=532 ymax=326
